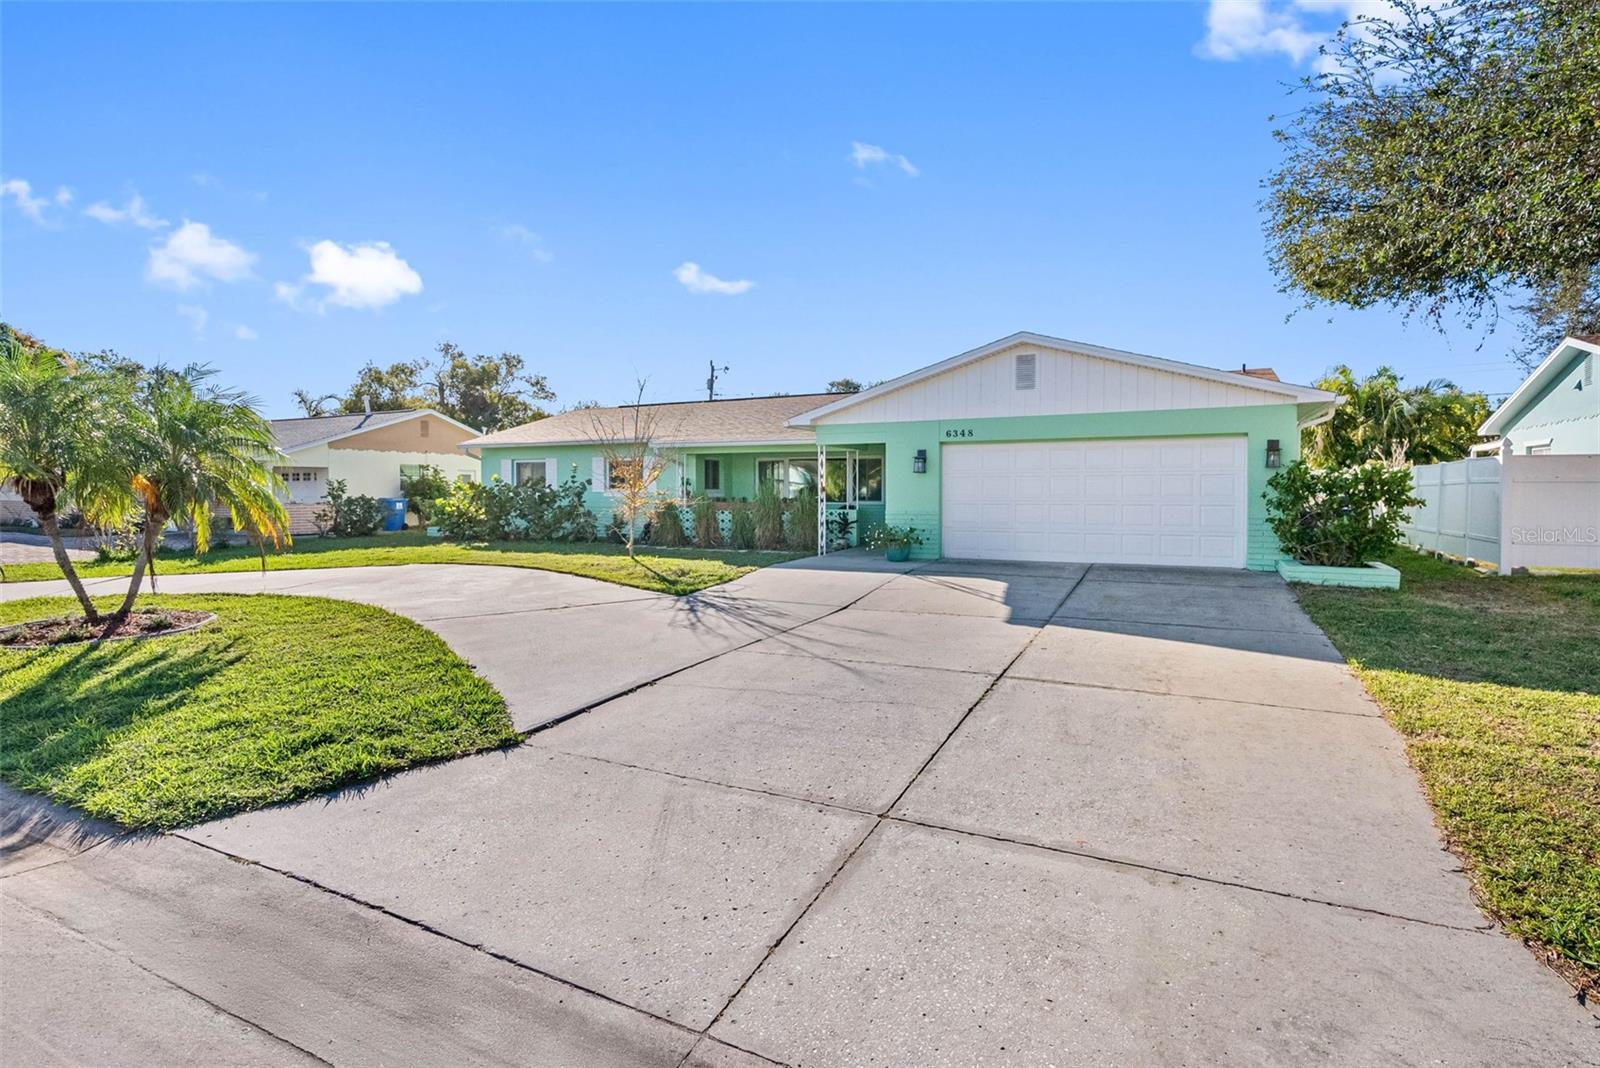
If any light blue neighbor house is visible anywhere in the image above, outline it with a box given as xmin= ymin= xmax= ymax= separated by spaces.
xmin=459 ymin=332 xmax=1341 ymax=569
xmin=1479 ymin=335 xmax=1600 ymax=455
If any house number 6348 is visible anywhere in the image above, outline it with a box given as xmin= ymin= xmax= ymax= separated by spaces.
xmin=944 ymin=428 xmax=975 ymax=439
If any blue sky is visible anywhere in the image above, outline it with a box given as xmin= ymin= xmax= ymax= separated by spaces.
xmin=1 ymin=2 xmax=1526 ymax=419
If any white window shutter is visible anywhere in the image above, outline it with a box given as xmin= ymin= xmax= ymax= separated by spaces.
xmin=592 ymin=456 xmax=606 ymax=491
xmin=544 ymin=458 xmax=557 ymax=486
xmin=499 ymin=458 xmax=513 ymax=483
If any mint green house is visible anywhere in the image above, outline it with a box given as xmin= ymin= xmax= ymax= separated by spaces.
xmin=1478 ymin=335 xmax=1599 ymax=455
xmin=461 ymin=332 xmax=1340 ymax=570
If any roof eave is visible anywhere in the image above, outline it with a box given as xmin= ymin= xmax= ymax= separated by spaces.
xmin=788 ymin=331 xmax=1336 ymax=426
xmin=1479 ymin=336 xmax=1599 ymax=436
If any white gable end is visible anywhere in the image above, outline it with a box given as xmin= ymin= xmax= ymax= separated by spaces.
xmin=813 ymin=343 xmax=1282 ymax=426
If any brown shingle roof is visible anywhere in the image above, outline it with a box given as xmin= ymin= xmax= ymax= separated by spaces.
xmin=271 ymin=410 xmax=420 ymax=451
xmin=1573 ymin=334 xmax=1600 ymax=345
xmin=1237 ymin=367 xmax=1281 ymax=382
xmin=463 ymin=394 xmax=834 ymax=448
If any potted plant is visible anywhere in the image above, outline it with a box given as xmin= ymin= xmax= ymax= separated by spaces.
xmin=865 ymin=523 xmax=923 ymax=562
xmin=827 ymin=509 xmax=855 ymax=551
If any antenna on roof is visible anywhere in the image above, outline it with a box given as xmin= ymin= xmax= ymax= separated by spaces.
xmin=707 ymin=360 xmax=730 ymax=401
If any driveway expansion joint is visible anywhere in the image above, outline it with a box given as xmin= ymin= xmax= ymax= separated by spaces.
xmin=882 ymin=815 xmax=1499 ymax=935
xmin=170 ymin=832 xmax=708 ymax=1042
xmin=542 ymin=747 xmax=880 ymax=818
xmin=1000 ymin=673 xmax=1385 ymax=719
xmin=1 ymin=890 xmax=337 ymax=1066
xmin=517 ymin=568 xmax=911 ymax=741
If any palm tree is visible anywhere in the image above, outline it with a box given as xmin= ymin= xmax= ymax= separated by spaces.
xmin=0 ymin=332 xmax=133 ymax=622
xmin=109 ymin=365 xmax=289 ymax=625
xmin=1305 ymin=365 xmax=1490 ymax=467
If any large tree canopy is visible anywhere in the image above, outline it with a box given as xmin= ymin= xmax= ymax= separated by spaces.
xmin=1265 ymin=0 xmax=1600 ymax=336
xmin=1304 ymin=365 xmax=1491 ymax=468
xmin=296 ymin=342 xmax=555 ymax=432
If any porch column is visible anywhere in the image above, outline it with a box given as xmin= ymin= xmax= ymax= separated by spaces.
xmin=816 ymin=441 xmax=827 ymax=555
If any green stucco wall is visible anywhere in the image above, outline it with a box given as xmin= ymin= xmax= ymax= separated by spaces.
xmin=475 ymin=442 xmax=827 ymax=528
xmin=815 ymin=404 xmax=1304 ymax=569
xmin=1499 ymin=351 xmax=1599 ymax=454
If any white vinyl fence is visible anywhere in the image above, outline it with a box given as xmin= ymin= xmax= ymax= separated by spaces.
xmin=1404 ymin=451 xmax=1600 ymax=573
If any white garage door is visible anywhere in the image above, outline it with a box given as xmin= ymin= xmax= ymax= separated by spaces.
xmin=941 ymin=438 xmax=1247 ymax=567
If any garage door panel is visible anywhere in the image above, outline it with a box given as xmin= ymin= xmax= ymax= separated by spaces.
xmin=1120 ymin=504 xmax=1157 ymax=527
xmin=1084 ymin=474 xmax=1119 ymax=497
xmin=941 ymin=438 xmax=1246 ymax=567
xmin=1121 ymin=474 xmax=1157 ymax=497
xmin=1084 ymin=503 xmax=1117 ymax=527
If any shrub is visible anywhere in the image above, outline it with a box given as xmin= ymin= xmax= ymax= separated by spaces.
xmin=1263 ymin=460 xmax=1422 ymax=567
xmin=434 ymin=476 xmax=597 ymax=542
xmin=399 ymin=464 xmax=451 ymax=523
xmin=786 ymin=486 xmax=817 ymax=552
xmin=650 ymin=501 xmax=691 ymax=547
xmin=434 ymin=480 xmax=494 ymax=541
xmin=692 ymin=499 xmax=721 ymax=547
xmin=729 ymin=504 xmax=756 ymax=550
xmin=316 ymin=479 xmax=385 ymax=537
xmin=753 ymin=482 xmax=785 ymax=550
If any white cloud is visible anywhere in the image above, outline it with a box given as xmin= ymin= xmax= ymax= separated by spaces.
xmin=1 ymin=178 xmax=50 ymax=221
xmin=234 ymin=324 xmax=258 ymax=341
xmin=147 ymin=221 xmax=256 ymax=289
xmin=673 ymin=261 xmax=755 ymax=296
xmin=850 ymin=141 xmax=919 ymax=178
xmin=176 ymin=303 xmax=209 ymax=339
xmin=500 ymin=224 xmax=554 ymax=262
xmin=85 ymin=192 xmax=167 ymax=229
xmin=284 ymin=239 xmax=423 ymax=310
xmin=1195 ymin=1 xmax=1405 ymax=67
xmin=54 ymin=186 xmax=74 ymax=206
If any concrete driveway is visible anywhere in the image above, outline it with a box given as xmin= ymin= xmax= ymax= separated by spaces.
xmin=2 ymin=558 xmax=1595 ymax=1066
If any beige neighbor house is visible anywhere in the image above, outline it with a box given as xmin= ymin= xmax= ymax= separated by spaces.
xmin=271 ymin=408 xmax=482 ymax=534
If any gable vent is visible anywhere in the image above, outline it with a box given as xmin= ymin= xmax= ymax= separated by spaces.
xmin=1014 ymin=353 xmax=1037 ymax=391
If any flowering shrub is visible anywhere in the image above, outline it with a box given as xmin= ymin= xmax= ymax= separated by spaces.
xmin=1263 ymin=461 xmax=1421 ymax=567
xmin=864 ymin=524 xmax=923 ymax=551
xmin=433 ymin=476 xmax=596 ymax=542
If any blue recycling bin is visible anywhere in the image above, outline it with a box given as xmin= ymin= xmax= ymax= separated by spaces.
xmin=381 ymin=497 xmax=408 ymax=532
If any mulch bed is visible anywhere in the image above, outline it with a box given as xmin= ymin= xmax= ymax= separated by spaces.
xmin=0 ymin=608 xmax=216 ymax=649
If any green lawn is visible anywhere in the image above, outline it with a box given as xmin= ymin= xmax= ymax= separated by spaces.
xmin=2 ymin=534 xmax=802 ymax=596
xmin=0 ymin=594 xmax=517 ymax=829
xmin=1293 ymin=549 xmax=1599 ymax=995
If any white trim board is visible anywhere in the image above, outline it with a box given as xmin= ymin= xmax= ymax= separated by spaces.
xmin=788 ymin=331 xmax=1337 ymax=427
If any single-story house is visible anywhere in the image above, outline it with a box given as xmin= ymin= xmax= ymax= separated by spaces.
xmin=1477 ymin=335 xmax=1599 ymax=455
xmin=272 ymin=408 xmax=482 ymax=533
xmin=463 ymin=332 xmax=1340 ymax=570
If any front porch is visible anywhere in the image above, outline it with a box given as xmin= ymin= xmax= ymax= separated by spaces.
xmin=676 ymin=443 xmax=885 ymax=552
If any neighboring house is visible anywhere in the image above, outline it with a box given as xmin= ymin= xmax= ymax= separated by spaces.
xmin=0 ymin=486 xmax=31 ymax=525
xmin=1478 ymin=335 xmax=1599 ymax=455
xmin=272 ymin=408 xmax=482 ymax=533
xmin=463 ymin=332 xmax=1339 ymax=569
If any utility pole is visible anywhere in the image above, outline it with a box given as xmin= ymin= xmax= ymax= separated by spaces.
xmin=707 ymin=360 xmax=730 ymax=401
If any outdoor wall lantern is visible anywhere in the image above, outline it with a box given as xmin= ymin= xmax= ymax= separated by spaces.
xmin=1265 ymin=439 xmax=1282 ymax=468
xmin=913 ymin=449 xmax=928 ymax=474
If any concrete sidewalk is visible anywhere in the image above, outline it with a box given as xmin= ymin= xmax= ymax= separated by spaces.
xmin=3 ymin=559 xmax=1595 ymax=1065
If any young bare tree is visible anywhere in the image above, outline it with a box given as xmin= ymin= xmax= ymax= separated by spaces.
xmin=587 ymin=380 xmax=680 ymax=558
